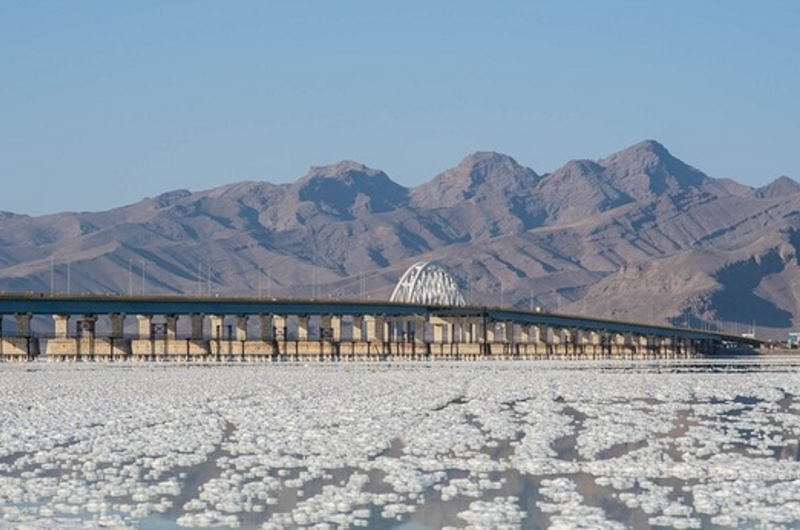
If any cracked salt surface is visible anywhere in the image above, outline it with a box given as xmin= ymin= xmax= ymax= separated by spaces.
xmin=2 ymin=359 xmax=800 ymax=529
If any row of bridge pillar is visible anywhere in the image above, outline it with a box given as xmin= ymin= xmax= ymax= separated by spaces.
xmin=0 ymin=312 xmax=712 ymax=362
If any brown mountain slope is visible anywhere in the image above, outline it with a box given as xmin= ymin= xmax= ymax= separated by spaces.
xmin=1 ymin=140 xmax=798 ymax=338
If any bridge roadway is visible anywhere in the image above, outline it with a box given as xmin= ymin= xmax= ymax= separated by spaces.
xmin=0 ymin=293 xmax=760 ymax=362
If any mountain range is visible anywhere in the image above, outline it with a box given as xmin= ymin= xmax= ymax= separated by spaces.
xmin=2 ymin=139 xmax=800 ymax=338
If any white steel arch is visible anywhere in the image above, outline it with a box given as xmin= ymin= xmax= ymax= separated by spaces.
xmin=390 ymin=261 xmax=466 ymax=306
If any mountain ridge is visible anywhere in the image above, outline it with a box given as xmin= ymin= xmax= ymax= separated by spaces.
xmin=2 ymin=140 xmax=799 ymax=338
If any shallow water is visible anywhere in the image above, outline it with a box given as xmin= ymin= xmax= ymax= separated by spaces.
xmin=1 ymin=358 xmax=800 ymax=528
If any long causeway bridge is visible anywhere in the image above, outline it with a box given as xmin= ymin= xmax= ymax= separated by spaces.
xmin=0 ymin=292 xmax=760 ymax=362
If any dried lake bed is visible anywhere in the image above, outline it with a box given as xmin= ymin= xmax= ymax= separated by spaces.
xmin=1 ymin=359 xmax=800 ymax=529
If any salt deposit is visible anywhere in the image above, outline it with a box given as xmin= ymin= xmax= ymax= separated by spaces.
xmin=0 ymin=359 xmax=799 ymax=528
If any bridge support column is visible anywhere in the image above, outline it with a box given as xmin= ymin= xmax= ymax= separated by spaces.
xmin=289 ymin=315 xmax=309 ymax=361
xmin=110 ymin=313 xmax=125 ymax=339
xmin=296 ymin=315 xmax=314 ymax=361
xmin=79 ymin=314 xmax=97 ymax=346
xmin=352 ymin=315 xmax=363 ymax=341
xmin=165 ymin=315 xmax=179 ymax=340
xmin=587 ymin=331 xmax=600 ymax=358
xmin=235 ymin=315 xmax=248 ymax=360
xmin=186 ymin=314 xmax=208 ymax=361
xmin=556 ymin=328 xmax=570 ymax=358
xmin=402 ymin=319 xmax=412 ymax=343
xmin=4 ymin=313 xmax=36 ymax=362
xmin=518 ymin=324 xmax=529 ymax=343
xmin=370 ymin=315 xmax=384 ymax=342
xmin=319 ymin=315 xmax=333 ymax=361
xmin=54 ymin=315 xmax=69 ymax=339
xmin=273 ymin=315 xmax=287 ymax=340
xmin=242 ymin=314 xmax=270 ymax=362
xmin=637 ymin=335 xmax=649 ymax=359
xmin=331 ymin=315 xmax=342 ymax=341
xmin=273 ymin=315 xmax=287 ymax=361
xmin=156 ymin=315 xmax=172 ymax=361
xmin=410 ymin=315 xmax=425 ymax=360
xmin=235 ymin=315 xmax=248 ymax=341
xmin=500 ymin=322 xmax=513 ymax=359
xmin=483 ymin=320 xmax=497 ymax=356
xmin=517 ymin=324 xmax=529 ymax=359
xmin=454 ymin=318 xmax=472 ymax=360
xmin=189 ymin=314 xmax=203 ymax=339
xmin=459 ymin=319 xmax=472 ymax=343
xmin=320 ymin=315 xmax=332 ymax=340
xmin=412 ymin=316 xmax=426 ymax=343
xmin=362 ymin=315 xmax=380 ymax=360
xmin=107 ymin=313 xmax=129 ymax=361
xmin=297 ymin=315 xmax=309 ymax=341
xmin=133 ymin=315 xmax=154 ymax=361
xmin=209 ymin=315 xmax=223 ymax=339
xmin=394 ymin=319 xmax=408 ymax=359
xmin=534 ymin=325 xmax=548 ymax=358
xmin=137 ymin=315 xmax=153 ymax=339
xmin=573 ymin=329 xmax=586 ymax=358
xmin=611 ymin=333 xmax=624 ymax=357
xmin=545 ymin=327 xmax=560 ymax=358
xmin=260 ymin=314 xmax=273 ymax=341
xmin=664 ymin=337 xmax=676 ymax=358
xmin=15 ymin=313 xmax=32 ymax=337
xmin=330 ymin=315 xmax=342 ymax=361
xmin=45 ymin=314 xmax=72 ymax=362
xmin=524 ymin=325 xmax=538 ymax=358
xmin=209 ymin=315 xmax=224 ymax=361
xmin=432 ymin=322 xmax=445 ymax=343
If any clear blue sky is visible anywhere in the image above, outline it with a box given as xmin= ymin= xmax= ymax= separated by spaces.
xmin=1 ymin=1 xmax=798 ymax=215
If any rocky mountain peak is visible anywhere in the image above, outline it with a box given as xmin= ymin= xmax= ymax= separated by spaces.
xmin=295 ymin=160 xmax=408 ymax=218
xmin=305 ymin=160 xmax=383 ymax=180
xmin=452 ymin=151 xmax=536 ymax=184
xmin=411 ymin=151 xmax=538 ymax=209
xmin=599 ymin=140 xmax=710 ymax=201
xmin=757 ymin=176 xmax=800 ymax=199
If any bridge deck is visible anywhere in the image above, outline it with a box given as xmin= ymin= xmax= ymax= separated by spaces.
xmin=0 ymin=293 xmax=760 ymax=346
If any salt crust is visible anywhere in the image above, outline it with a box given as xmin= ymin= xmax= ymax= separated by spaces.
xmin=0 ymin=361 xmax=799 ymax=528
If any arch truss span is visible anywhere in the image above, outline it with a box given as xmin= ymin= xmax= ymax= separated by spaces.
xmin=390 ymin=261 xmax=466 ymax=307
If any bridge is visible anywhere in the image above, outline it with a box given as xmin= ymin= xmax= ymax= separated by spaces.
xmin=0 ymin=291 xmax=760 ymax=362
